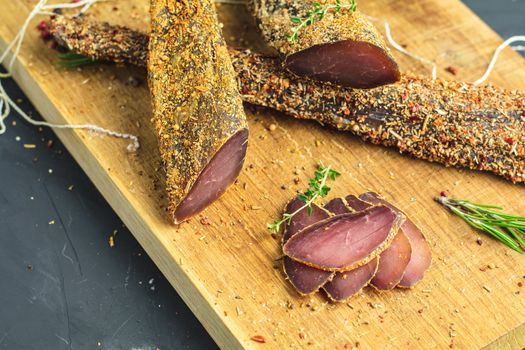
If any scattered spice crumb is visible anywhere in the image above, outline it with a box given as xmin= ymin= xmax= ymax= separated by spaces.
xmin=476 ymin=237 xmax=483 ymax=246
xmin=250 ymin=335 xmax=266 ymax=343
xmin=23 ymin=144 xmax=36 ymax=149
xmin=251 ymin=205 xmax=263 ymax=210
xmin=518 ymin=282 xmax=523 ymax=288
xmin=48 ymin=169 xmax=53 ymax=174
xmin=48 ymin=220 xmax=55 ymax=225
xmin=482 ymin=285 xmax=492 ymax=293
xmin=200 ymin=217 xmax=211 ymax=225
xmin=268 ymin=123 xmax=277 ymax=131
xmin=445 ymin=66 xmax=459 ymax=75
xmin=68 ymin=185 xmax=74 ymax=191
xmin=47 ymin=139 xmax=54 ymax=148
xmin=108 ymin=235 xmax=115 ymax=248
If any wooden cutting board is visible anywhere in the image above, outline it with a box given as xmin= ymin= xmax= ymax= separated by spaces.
xmin=1 ymin=1 xmax=525 ymax=349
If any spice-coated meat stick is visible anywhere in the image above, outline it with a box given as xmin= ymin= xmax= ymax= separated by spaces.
xmin=249 ymin=0 xmax=400 ymax=88
xmin=49 ymin=16 xmax=525 ymax=184
xmin=148 ymin=1 xmax=248 ymax=224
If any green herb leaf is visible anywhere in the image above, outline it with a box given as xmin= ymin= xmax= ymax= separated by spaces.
xmin=267 ymin=162 xmax=341 ymax=234
xmin=287 ymin=0 xmax=357 ymax=44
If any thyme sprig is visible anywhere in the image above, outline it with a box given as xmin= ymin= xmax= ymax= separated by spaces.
xmin=267 ymin=162 xmax=340 ymax=233
xmin=436 ymin=196 xmax=525 ymax=254
xmin=287 ymin=0 xmax=357 ymax=44
xmin=57 ymin=52 xmax=100 ymax=68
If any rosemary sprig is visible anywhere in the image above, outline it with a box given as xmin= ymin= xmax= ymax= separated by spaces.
xmin=287 ymin=0 xmax=357 ymax=44
xmin=57 ymin=52 xmax=100 ymax=68
xmin=267 ymin=162 xmax=340 ymax=233
xmin=436 ymin=195 xmax=525 ymax=254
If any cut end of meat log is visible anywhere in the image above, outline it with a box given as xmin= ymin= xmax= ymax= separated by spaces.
xmin=173 ymin=129 xmax=248 ymax=224
xmin=285 ymin=40 xmax=400 ymax=89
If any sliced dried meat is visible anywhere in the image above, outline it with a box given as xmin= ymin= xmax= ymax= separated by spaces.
xmin=283 ymin=257 xmax=334 ymax=296
xmin=323 ymin=258 xmax=379 ymax=302
xmin=370 ymin=230 xmax=412 ymax=290
xmin=345 ymin=195 xmax=373 ymax=212
xmin=323 ymin=198 xmax=375 ymax=301
xmin=359 ymin=192 xmax=431 ymax=288
xmin=341 ymin=194 xmax=412 ymax=290
xmin=282 ymin=198 xmax=330 ymax=244
xmin=282 ymin=198 xmax=333 ymax=295
xmin=283 ymin=206 xmax=402 ymax=271
xmin=324 ymin=197 xmax=352 ymax=215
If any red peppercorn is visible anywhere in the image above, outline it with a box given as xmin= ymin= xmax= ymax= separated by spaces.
xmin=518 ymin=282 xmax=523 ymax=287
xmin=37 ymin=20 xmax=48 ymax=31
xmin=440 ymin=191 xmax=448 ymax=197
xmin=504 ymin=137 xmax=514 ymax=145
xmin=251 ymin=335 xmax=266 ymax=343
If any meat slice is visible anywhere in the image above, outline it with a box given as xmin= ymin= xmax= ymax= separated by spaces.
xmin=324 ymin=197 xmax=353 ymax=215
xmin=333 ymin=194 xmax=411 ymax=290
xmin=282 ymin=198 xmax=330 ymax=244
xmin=282 ymin=199 xmax=333 ymax=295
xmin=283 ymin=206 xmax=403 ymax=271
xmin=370 ymin=230 xmax=412 ymax=290
xmin=323 ymin=258 xmax=379 ymax=302
xmin=345 ymin=195 xmax=373 ymax=212
xmin=322 ymin=198 xmax=376 ymax=301
xmin=359 ymin=192 xmax=431 ymax=288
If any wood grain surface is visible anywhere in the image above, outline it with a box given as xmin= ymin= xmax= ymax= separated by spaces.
xmin=1 ymin=1 xmax=525 ymax=349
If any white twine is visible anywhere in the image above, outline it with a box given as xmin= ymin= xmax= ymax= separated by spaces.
xmin=0 ymin=0 xmax=139 ymax=152
xmin=473 ymin=36 xmax=525 ymax=86
xmin=367 ymin=15 xmax=437 ymax=81
xmin=367 ymin=15 xmax=524 ymax=86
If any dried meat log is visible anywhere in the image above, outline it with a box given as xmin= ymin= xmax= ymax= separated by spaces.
xmin=283 ymin=206 xmax=403 ymax=271
xmin=359 ymin=192 xmax=431 ymax=288
xmin=234 ymin=51 xmax=525 ymax=184
xmin=281 ymin=198 xmax=333 ymax=295
xmin=50 ymin=15 xmax=148 ymax=67
xmin=148 ymin=1 xmax=248 ymax=223
xmin=249 ymin=1 xmax=399 ymax=88
xmin=49 ymin=16 xmax=525 ymax=184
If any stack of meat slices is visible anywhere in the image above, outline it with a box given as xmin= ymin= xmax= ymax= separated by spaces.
xmin=281 ymin=192 xmax=432 ymax=302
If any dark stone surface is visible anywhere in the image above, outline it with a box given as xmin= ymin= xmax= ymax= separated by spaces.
xmin=0 ymin=1 xmax=524 ymax=349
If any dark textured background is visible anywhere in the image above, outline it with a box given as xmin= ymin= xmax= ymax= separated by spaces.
xmin=0 ymin=1 xmax=524 ymax=349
